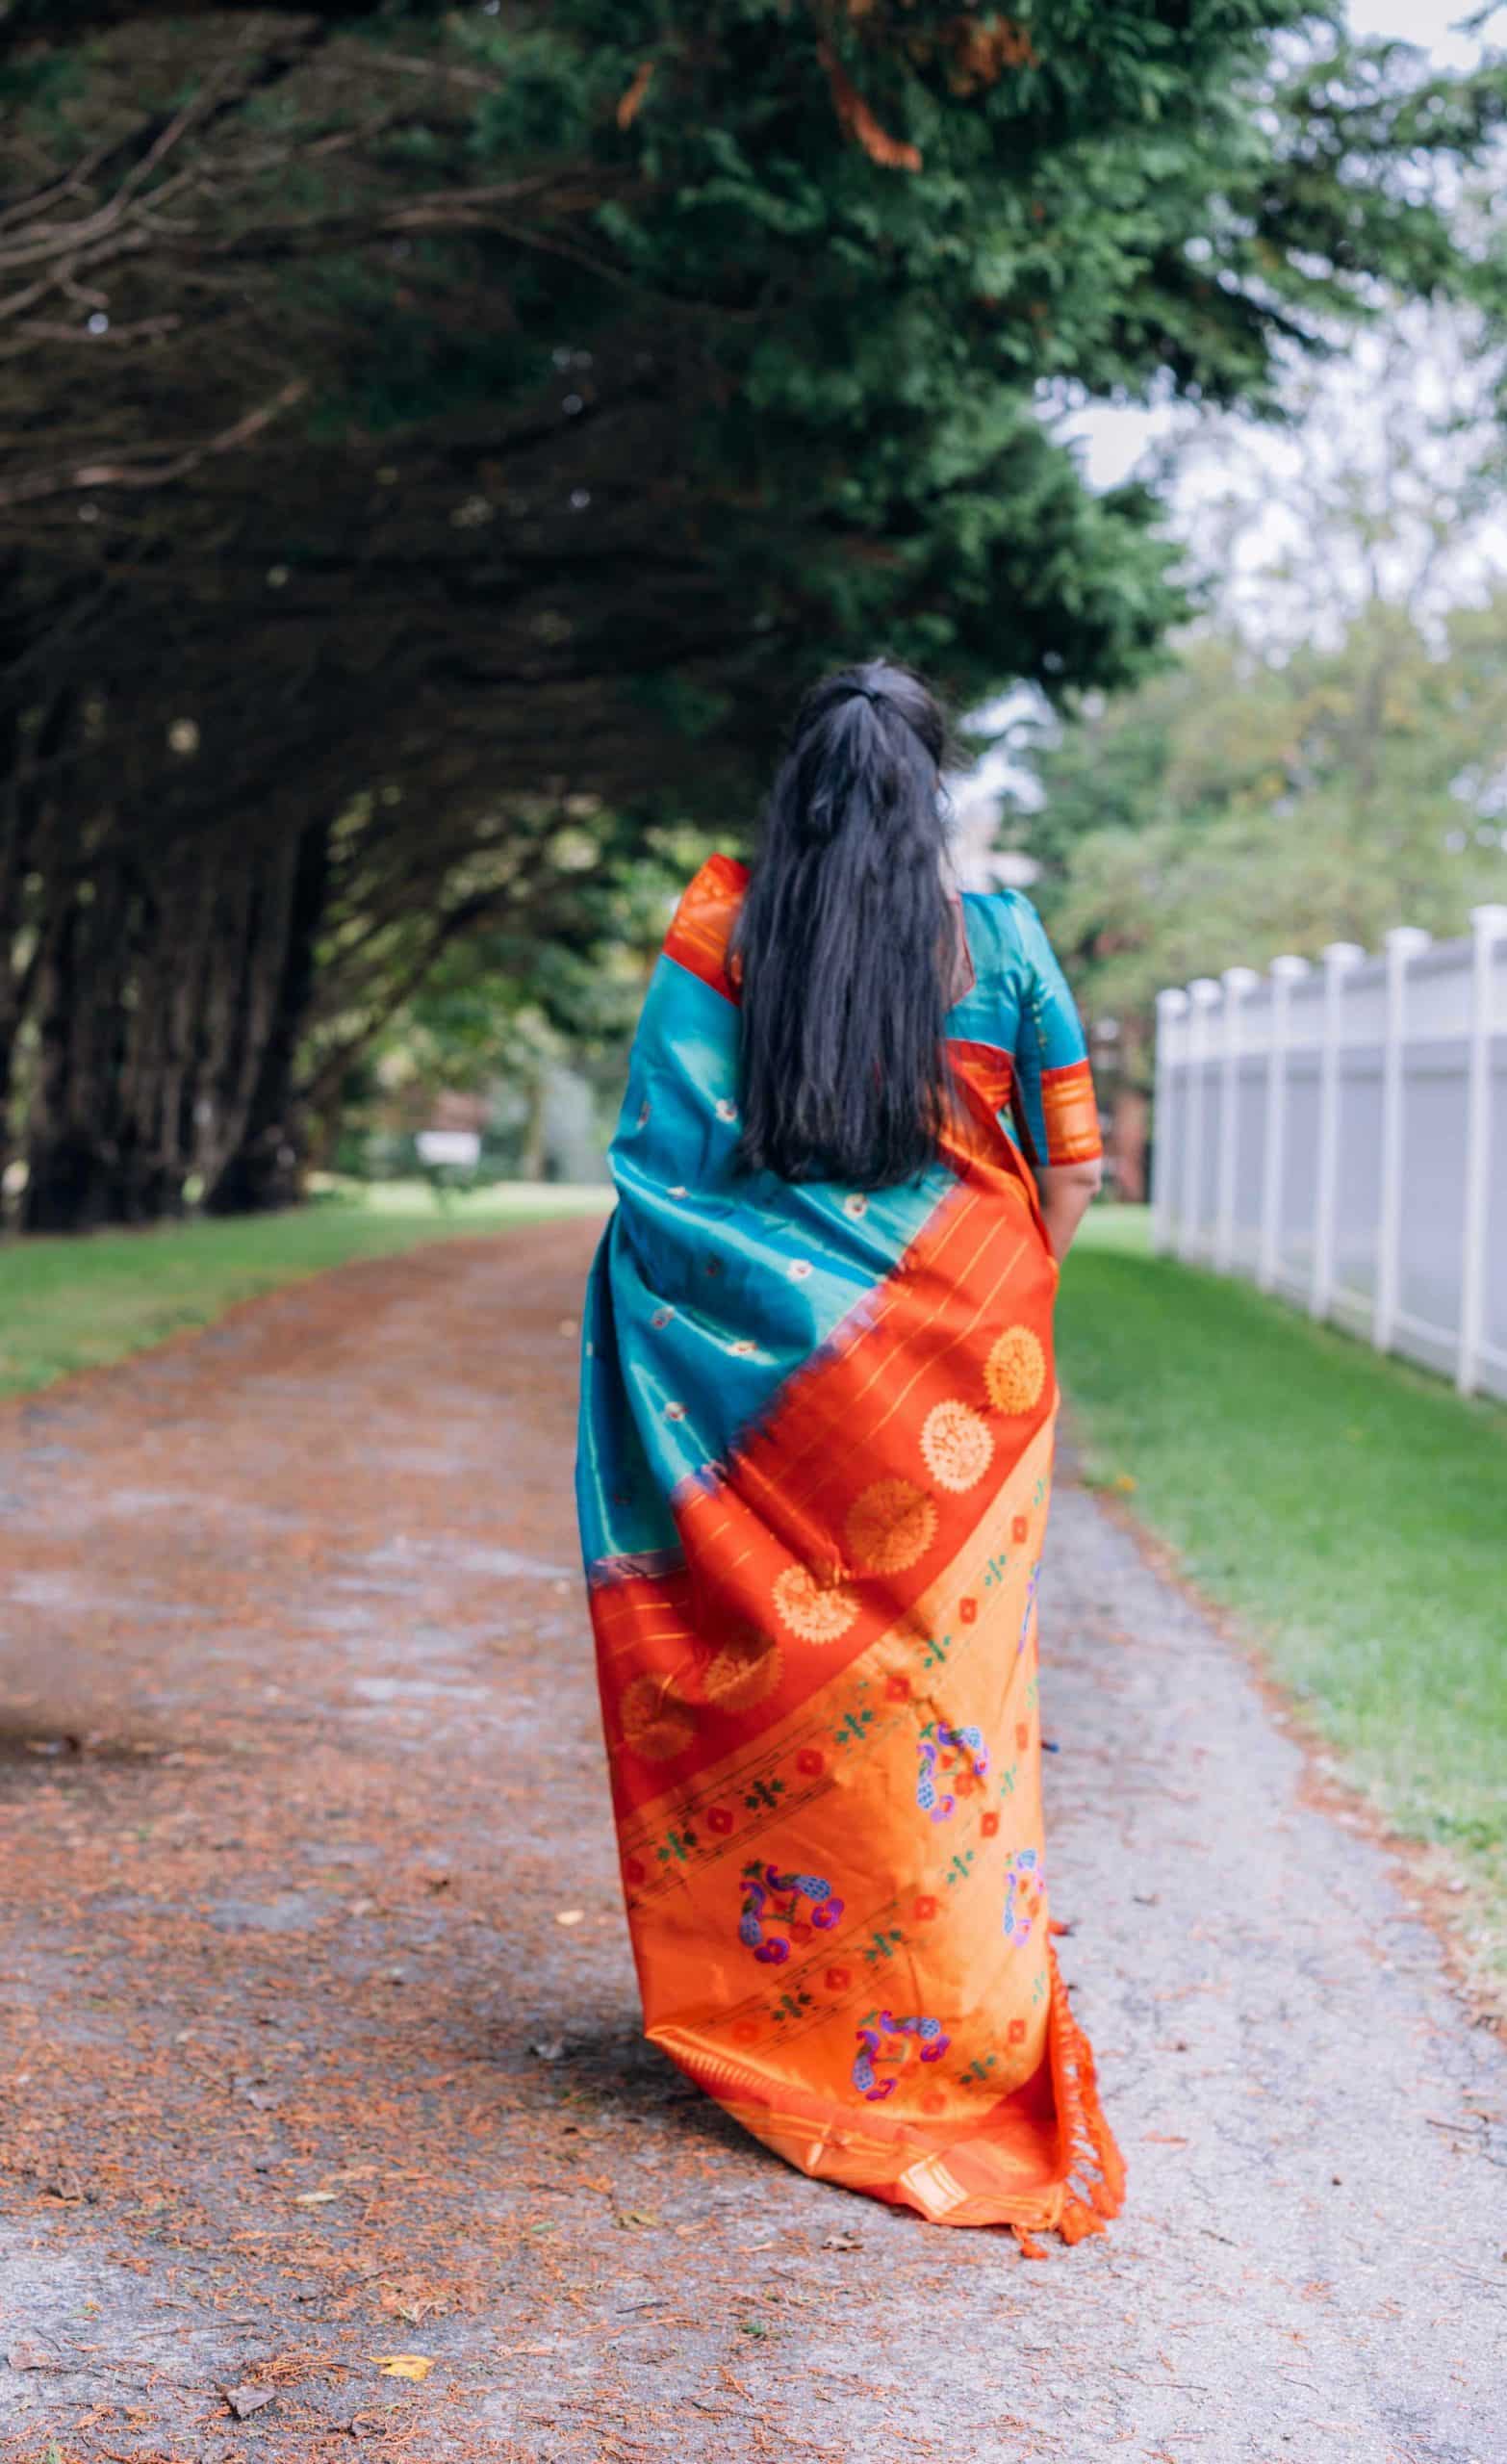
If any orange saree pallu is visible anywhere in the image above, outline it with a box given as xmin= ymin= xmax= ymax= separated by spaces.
xmin=575 ymin=857 xmax=1124 ymax=2246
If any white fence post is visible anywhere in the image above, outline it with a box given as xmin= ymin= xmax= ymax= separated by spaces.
xmin=1457 ymin=903 xmax=1507 ymax=1396
xmin=1180 ymin=978 xmax=1222 ymax=1260
xmin=1157 ymin=916 xmax=1500 ymax=1397
xmin=1373 ymin=925 xmax=1432 ymax=1355
xmin=1258 ymin=954 xmax=1311 ymax=1293
xmin=1152 ymin=988 xmax=1188 ymax=1253
xmin=1215 ymin=965 xmax=1259 ymax=1271
xmin=1310 ymin=941 xmax=1365 ymax=1322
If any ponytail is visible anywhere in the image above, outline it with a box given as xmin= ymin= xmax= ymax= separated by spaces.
xmin=733 ymin=659 xmax=956 ymax=1189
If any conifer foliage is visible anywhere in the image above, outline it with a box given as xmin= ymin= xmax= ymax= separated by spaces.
xmin=1 ymin=3 xmax=1500 ymax=1222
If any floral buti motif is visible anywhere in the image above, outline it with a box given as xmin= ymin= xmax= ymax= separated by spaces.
xmin=773 ymin=1562 xmax=858 ymax=1645
xmin=983 ymin=1323 xmax=1047 ymax=1416
xmin=844 ymin=1478 xmax=937 ymax=1577
xmin=852 ymin=2011 xmax=951 ymax=2102
xmin=622 ymin=1627 xmax=782 ymax=1759
xmin=619 ymin=1671 xmax=696 ymax=1763
xmin=915 ymin=1721 xmax=989 ymax=1822
xmin=738 ymin=1861 xmax=845 ymax=1964
xmin=1003 ymin=1846 xmax=1045 ymax=1944
xmin=920 ymin=1399 xmax=995 ymax=1495
xmin=698 ymin=1625 xmax=783 ymax=1714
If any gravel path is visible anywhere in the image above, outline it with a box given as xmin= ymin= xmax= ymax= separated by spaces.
xmin=0 ymin=1219 xmax=1501 ymax=2464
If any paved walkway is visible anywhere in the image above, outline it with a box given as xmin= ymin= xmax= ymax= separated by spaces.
xmin=0 ymin=1220 xmax=1501 ymax=2464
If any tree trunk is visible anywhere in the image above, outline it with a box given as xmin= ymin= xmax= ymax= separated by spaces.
xmin=520 ymin=1066 xmax=549 ymax=1182
xmin=21 ymin=889 xmax=118 ymax=1232
xmin=203 ymin=817 xmax=332 ymax=1214
xmin=0 ymin=685 xmax=73 ymax=1212
xmin=196 ymin=838 xmax=298 ymax=1195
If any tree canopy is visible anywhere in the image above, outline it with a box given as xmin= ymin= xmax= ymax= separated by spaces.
xmin=1029 ymin=600 xmax=1507 ymax=1040
xmin=3 ymin=3 xmax=1503 ymax=1225
xmin=1018 ymin=294 xmax=1507 ymax=1136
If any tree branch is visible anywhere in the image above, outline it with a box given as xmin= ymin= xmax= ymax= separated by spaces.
xmin=0 ymin=378 xmax=308 ymax=508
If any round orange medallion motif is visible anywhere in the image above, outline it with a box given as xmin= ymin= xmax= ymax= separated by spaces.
xmin=619 ymin=1673 xmax=696 ymax=1761
xmin=844 ymin=1478 xmax=937 ymax=1576
xmin=983 ymin=1323 xmax=1046 ymax=1416
xmin=772 ymin=1563 xmax=858 ymax=1644
xmin=919 ymin=1399 xmax=995 ymax=1494
xmin=701 ymin=1627 xmax=783 ymax=1711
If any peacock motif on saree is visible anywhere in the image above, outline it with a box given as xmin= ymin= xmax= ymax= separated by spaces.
xmin=736 ymin=1860 xmax=845 ymax=1964
xmin=916 ymin=1720 xmax=990 ymax=1821
xmin=852 ymin=2011 xmax=952 ymax=2101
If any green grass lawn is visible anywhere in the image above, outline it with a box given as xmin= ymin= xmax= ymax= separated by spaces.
xmin=0 ymin=1180 xmax=609 ymax=1402
xmin=1059 ymin=1206 xmax=1507 ymax=1986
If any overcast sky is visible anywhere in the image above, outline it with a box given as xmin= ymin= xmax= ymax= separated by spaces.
xmin=1075 ymin=0 xmax=1505 ymax=490
xmin=1352 ymin=0 xmax=1502 ymax=65
xmin=956 ymin=2 xmax=1507 ymax=849
xmin=958 ymin=3 xmax=1507 ymax=886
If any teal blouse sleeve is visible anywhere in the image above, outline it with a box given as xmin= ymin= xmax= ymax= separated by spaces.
xmin=999 ymin=894 xmax=1103 ymax=1169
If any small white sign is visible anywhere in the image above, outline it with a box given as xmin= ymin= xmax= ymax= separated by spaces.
xmin=416 ymin=1130 xmax=480 ymax=1169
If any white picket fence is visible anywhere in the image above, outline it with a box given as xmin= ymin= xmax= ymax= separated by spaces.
xmin=1150 ymin=906 xmax=1507 ymax=1402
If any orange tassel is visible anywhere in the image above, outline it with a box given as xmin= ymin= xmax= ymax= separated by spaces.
xmin=1046 ymin=1940 xmax=1129 ymax=2232
xmin=1010 ymin=2220 xmax=1049 ymax=2260
xmin=1057 ymin=2194 xmax=1106 ymax=2246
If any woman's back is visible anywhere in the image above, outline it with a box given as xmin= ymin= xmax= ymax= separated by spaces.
xmin=583 ymin=858 xmax=1094 ymax=1553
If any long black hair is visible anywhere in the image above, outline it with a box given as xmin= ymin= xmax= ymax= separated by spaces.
xmin=733 ymin=658 xmax=956 ymax=1190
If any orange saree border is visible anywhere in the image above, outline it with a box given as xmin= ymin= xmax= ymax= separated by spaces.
xmin=662 ymin=850 xmax=749 ymax=1002
xmin=687 ymin=1941 xmax=1123 ymax=2245
xmin=1040 ymin=1058 xmax=1102 ymax=1165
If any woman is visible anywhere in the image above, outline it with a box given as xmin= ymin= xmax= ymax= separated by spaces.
xmin=575 ymin=660 xmax=1121 ymax=2250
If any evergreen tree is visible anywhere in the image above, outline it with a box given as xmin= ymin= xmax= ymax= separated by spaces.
xmin=2 ymin=5 xmax=1502 ymax=1221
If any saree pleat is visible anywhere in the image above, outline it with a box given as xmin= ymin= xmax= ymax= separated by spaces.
xmin=575 ymin=856 xmax=1124 ymax=2244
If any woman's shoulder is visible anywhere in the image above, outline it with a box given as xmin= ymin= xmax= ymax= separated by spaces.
xmin=669 ymin=852 xmax=751 ymax=942
xmin=663 ymin=852 xmax=751 ymax=1001
xmin=959 ymin=881 xmax=1040 ymax=920
xmin=682 ymin=851 xmax=751 ymax=901
xmin=958 ymin=883 xmax=1043 ymax=969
